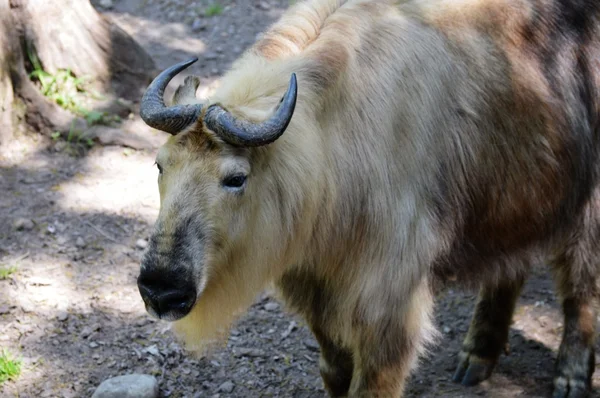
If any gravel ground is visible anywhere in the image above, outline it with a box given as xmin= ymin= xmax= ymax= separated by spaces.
xmin=1 ymin=0 xmax=600 ymax=397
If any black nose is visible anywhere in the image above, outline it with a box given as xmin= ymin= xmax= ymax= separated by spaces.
xmin=137 ymin=269 xmax=196 ymax=320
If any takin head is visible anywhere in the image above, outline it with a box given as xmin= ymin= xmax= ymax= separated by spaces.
xmin=136 ymin=58 xmax=299 ymax=351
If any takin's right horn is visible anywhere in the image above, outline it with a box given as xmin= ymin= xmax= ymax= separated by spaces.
xmin=140 ymin=57 xmax=204 ymax=135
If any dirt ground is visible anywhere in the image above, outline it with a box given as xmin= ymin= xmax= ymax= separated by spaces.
xmin=2 ymin=0 xmax=600 ymax=397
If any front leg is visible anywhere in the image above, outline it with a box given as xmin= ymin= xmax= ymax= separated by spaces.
xmin=349 ymin=280 xmax=435 ymax=397
xmin=277 ymin=269 xmax=354 ymax=397
xmin=313 ymin=328 xmax=354 ymax=397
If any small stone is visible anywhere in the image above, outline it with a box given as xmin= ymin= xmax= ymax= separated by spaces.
xmin=304 ymin=338 xmax=320 ymax=352
xmin=98 ymin=0 xmax=114 ymax=9
xmin=136 ymin=239 xmax=148 ymax=250
xmin=0 ymin=305 xmax=10 ymax=315
xmin=191 ymin=18 xmax=207 ymax=32
xmin=205 ymin=52 xmax=218 ymax=61
xmin=75 ymin=237 xmax=86 ymax=248
xmin=144 ymin=345 xmax=160 ymax=357
xmin=234 ymin=347 xmax=265 ymax=358
xmin=21 ymin=301 xmax=36 ymax=313
xmin=14 ymin=218 xmax=34 ymax=231
xmin=218 ymin=381 xmax=234 ymax=393
xmin=57 ymin=311 xmax=69 ymax=321
xmin=443 ymin=326 xmax=452 ymax=334
xmin=257 ymin=1 xmax=270 ymax=10
xmin=91 ymin=374 xmax=158 ymax=398
xmin=89 ymin=342 xmax=99 ymax=348
xmin=264 ymin=302 xmax=279 ymax=311
xmin=81 ymin=326 xmax=93 ymax=338
xmin=281 ymin=321 xmax=297 ymax=339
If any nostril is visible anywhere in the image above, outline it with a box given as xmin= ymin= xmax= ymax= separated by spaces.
xmin=157 ymin=290 xmax=196 ymax=314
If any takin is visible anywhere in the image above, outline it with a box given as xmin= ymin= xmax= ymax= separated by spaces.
xmin=136 ymin=0 xmax=600 ymax=396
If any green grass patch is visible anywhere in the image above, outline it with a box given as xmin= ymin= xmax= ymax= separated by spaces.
xmin=0 ymin=265 xmax=17 ymax=280
xmin=27 ymin=49 xmax=117 ymax=133
xmin=0 ymin=350 xmax=21 ymax=384
xmin=205 ymin=2 xmax=223 ymax=16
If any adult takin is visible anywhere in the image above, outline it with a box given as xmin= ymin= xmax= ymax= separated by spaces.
xmin=136 ymin=0 xmax=600 ymax=396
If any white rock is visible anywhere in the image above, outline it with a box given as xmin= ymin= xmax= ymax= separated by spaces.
xmin=99 ymin=0 xmax=114 ymax=9
xmin=143 ymin=345 xmax=160 ymax=357
xmin=57 ymin=311 xmax=69 ymax=321
xmin=264 ymin=302 xmax=279 ymax=311
xmin=136 ymin=239 xmax=148 ymax=250
xmin=91 ymin=374 xmax=158 ymax=398
xmin=75 ymin=237 xmax=86 ymax=248
xmin=218 ymin=381 xmax=235 ymax=393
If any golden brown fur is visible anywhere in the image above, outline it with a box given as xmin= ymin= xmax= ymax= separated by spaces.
xmin=140 ymin=0 xmax=600 ymax=396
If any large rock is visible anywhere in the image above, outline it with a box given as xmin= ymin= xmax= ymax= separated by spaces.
xmin=91 ymin=374 xmax=158 ymax=398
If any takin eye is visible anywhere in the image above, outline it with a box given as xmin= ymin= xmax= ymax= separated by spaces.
xmin=222 ymin=175 xmax=247 ymax=190
xmin=155 ymin=162 xmax=163 ymax=174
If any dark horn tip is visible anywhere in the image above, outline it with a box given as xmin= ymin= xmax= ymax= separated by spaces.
xmin=140 ymin=56 xmax=202 ymax=134
xmin=182 ymin=57 xmax=199 ymax=67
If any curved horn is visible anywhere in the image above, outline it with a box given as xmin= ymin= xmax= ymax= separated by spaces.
xmin=203 ymin=73 xmax=298 ymax=147
xmin=140 ymin=57 xmax=203 ymax=135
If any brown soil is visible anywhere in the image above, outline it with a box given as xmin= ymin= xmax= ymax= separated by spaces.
xmin=1 ymin=1 xmax=600 ymax=397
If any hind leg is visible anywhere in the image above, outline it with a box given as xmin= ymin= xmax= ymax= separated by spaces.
xmin=551 ymin=243 xmax=599 ymax=398
xmin=453 ymin=275 xmax=525 ymax=386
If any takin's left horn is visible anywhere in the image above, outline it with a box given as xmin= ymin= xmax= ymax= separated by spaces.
xmin=203 ymin=73 xmax=298 ymax=147
xmin=140 ymin=57 xmax=204 ymax=135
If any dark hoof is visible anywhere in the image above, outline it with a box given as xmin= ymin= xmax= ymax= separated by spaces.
xmin=553 ymin=376 xmax=590 ymax=398
xmin=452 ymin=352 xmax=495 ymax=386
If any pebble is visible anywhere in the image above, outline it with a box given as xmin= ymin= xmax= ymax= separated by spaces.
xmin=205 ymin=52 xmax=218 ymax=61
xmin=0 ymin=305 xmax=10 ymax=315
xmin=91 ymin=374 xmax=158 ymax=398
xmin=14 ymin=218 xmax=34 ymax=231
xmin=257 ymin=1 xmax=270 ymax=10
xmin=264 ymin=302 xmax=279 ymax=311
xmin=191 ymin=18 xmax=207 ymax=32
xmin=81 ymin=326 xmax=94 ymax=338
xmin=144 ymin=345 xmax=160 ymax=357
xmin=443 ymin=326 xmax=452 ymax=334
xmin=136 ymin=239 xmax=148 ymax=250
xmin=98 ymin=0 xmax=113 ymax=9
xmin=234 ymin=347 xmax=265 ymax=358
xmin=218 ymin=381 xmax=235 ymax=393
xmin=75 ymin=237 xmax=86 ymax=248
xmin=89 ymin=342 xmax=99 ymax=348
xmin=281 ymin=321 xmax=297 ymax=338
xmin=303 ymin=338 xmax=320 ymax=352
xmin=21 ymin=301 xmax=36 ymax=313
xmin=57 ymin=311 xmax=69 ymax=321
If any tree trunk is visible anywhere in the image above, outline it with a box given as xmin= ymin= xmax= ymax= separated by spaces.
xmin=0 ymin=0 xmax=157 ymax=146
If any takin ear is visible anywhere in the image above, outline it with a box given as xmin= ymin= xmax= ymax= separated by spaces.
xmin=172 ymin=75 xmax=201 ymax=106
